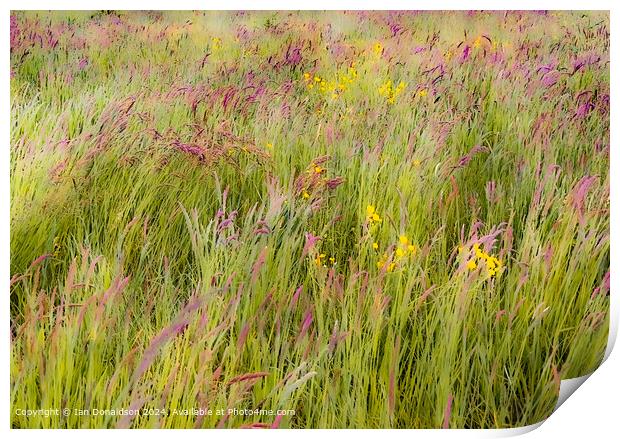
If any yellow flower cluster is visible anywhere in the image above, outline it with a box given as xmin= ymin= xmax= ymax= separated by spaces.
xmin=366 ymin=205 xmax=382 ymax=225
xmin=377 ymin=254 xmax=396 ymax=272
xmin=378 ymin=80 xmax=406 ymax=104
xmin=472 ymin=35 xmax=496 ymax=50
xmin=376 ymin=235 xmax=417 ymax=272
xmin=211 ymin=37 xmax=222 ymax=51
xmin=373 ymin=42 xmax=383 ymax=56
xmin=460 ymin=243 xmax=502 ymax=277
xmin=303 ymin=65 xmax=358 ymax=100
xmin=314 ymin=252 xmax=336 ymax=267
xmin=397 ymin=235 xmax=417 ymax=257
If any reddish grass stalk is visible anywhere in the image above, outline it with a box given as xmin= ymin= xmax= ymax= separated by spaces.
xmin=271 ymin=413 xmax=284 ymax=429
xmin=251 ymin=246 xmax=268 ymax=284
xmin=241 ymin=423 xmax=271 ymax=429
xmin=115 ymin=396 xmax=149 ymax=428
xmin=297 ymin=309 xmax=313 ymax=341
xmin=227 ymin=371 xmax=269 ymax=385
xmin=289 ymin=286 xmax=303 ymax=310
xmin=416 ymin=285 xmax=436 ymax=312
xmin=442 ymin=394 xmax=453 ymax=429
xmin=301 ymin=232 xmax=321 ymax=258
xmin=132 ymin=319 xmax=190 ymax=382
xmin=237 ymin=322 xmax=251 ymax=351
xmin=28 ymin=253 xmax=51 ymax=270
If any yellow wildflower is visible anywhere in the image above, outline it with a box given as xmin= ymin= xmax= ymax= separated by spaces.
xmin=460 ymin=242 xmax=502 ymax=277
xmin=379 ymin=79 xmax=406 ymax=104
xmin=211 ymin=37 xmax=222 ymax=50
xmin=366 ymin=205 xmax=381 ymax=224
xmin=315 ymin=253 xmax=326 ymax=266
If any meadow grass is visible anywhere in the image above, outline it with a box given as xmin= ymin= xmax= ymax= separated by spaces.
xmin=10 ymin=10 xmax=610 ymax=428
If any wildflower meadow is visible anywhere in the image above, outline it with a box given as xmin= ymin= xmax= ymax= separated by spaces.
xmin=9 ymin=10 xmax=610 ymax=429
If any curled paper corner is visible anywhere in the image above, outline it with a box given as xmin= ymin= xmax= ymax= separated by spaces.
xmin=603 ymin=306 xmax=617 ymax=362
xmin=493 ymin=420 xmax=545 ymax=437
xmin=550 ymin=321 xmax=615 ymax=420
xmin=549 ymin=316 xmax=617 ymax=416
xmin=494 ymin=370 xmax=603 ymax=437
xmin=554 ymin=374 xmax=593 ymax=411
xmin=491 ymin=375 xmax=592 ymax=438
